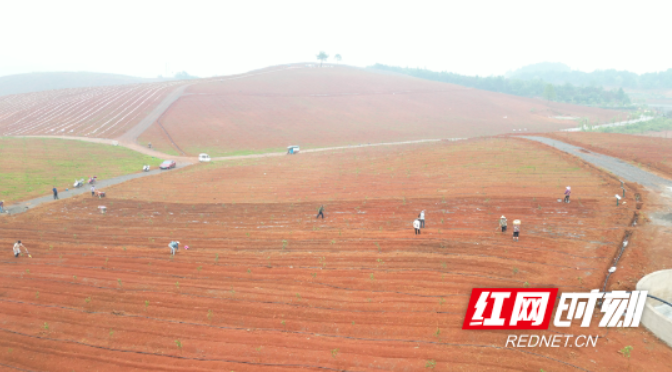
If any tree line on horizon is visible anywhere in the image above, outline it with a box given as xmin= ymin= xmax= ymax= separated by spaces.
xmin=508 ymin=65 xmax=672 ymax=90
xmin=369 ymin=64 xmax=632 ymax=107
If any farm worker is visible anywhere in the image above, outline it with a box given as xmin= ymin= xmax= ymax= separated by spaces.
xmin=513 ymin=224 xmax=520 ymax=242
xmin=13 ymin=241 xmax=28 ymax=258
xmin=52 ymin=187 xmax=59 ymax=200
xmin=91 ymin=185 xmax=96 ymax=197
xmin=419 ymin=210 xmax=426 ymax=228
xmin=0 ymin=200 xmax=4 ymax=213
xmin=499 ymin=216 xmax=507 ymax=232
xmin=413 ymin=219 xmax=421 ymax=235
xmin=169 ymin=241 xmax=180 ymax=256
xmin=564 ymin=186 xmax=571 ymax=203
xmin=316 ymin=205 xmax=325 ymax=219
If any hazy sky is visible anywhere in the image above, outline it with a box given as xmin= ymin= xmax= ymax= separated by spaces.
xmin=1 ymin=0 xmax=670 ymax=78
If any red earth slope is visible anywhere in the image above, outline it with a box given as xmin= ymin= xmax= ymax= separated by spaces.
xmin=140 ymin=66 xmax=627 ymax=156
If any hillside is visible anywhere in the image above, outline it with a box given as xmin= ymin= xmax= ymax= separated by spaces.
xmin=0 ymin=71 xmax=169 ymax=96
xmin=139 ymin=65 xmax=627 ymax=156
xmin=0 ymin=80 xmax=189 ymax=138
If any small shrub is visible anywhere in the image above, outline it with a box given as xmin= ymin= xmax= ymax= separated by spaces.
xmin=619 ymin=345 xmax=633 ymax=358
xmin=425 ymin=359 xmax=436 ymax=369
xmin=331 ymin=348 xmax=339 ymax=358
xmin=175 ymin=340 xmax=182 ymax=349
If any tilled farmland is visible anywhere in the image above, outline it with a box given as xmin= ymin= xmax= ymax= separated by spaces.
xmin=1 ymin=138 xmax=669 ymax=371
xmin=0 ymin=81 xmax=189 ymax=138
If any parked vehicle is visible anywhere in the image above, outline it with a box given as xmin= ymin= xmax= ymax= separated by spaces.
xmin=142 ymin=165 xmax=151 ymax=172
xmin=199 ymin=153 xmax=211 ymax=162
xmin=160 ymin=160 xmax=176 ymax=170
xmin=287 ymin=145 xmax=300 ymax=155
xmin=88 ymin=176 xmax=97 ymax=185
xmin=73 ymin=179 xmax=84 ymax=188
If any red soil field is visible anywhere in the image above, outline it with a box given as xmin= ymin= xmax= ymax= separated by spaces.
xmin=545 ymin=132 xmax=672 ymax=180
xmin=139 ymin=66 xmax=627 ymax=156
xmin=1 ymin=138 xmax=668 ymax=371
xmin=0 ymin=81 xmax=186 ymax=138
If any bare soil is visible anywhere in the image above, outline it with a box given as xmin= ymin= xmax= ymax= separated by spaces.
xmin=1 ymin=138 xmax=670 ymax=371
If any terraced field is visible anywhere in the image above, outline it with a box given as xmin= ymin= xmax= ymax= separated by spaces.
xmin=0 ymin=137 xmax=163 ymax=203
xmin=546 ymin=132 xmax=672 ymax=179
xmin=1 ymin=138 xmax=667 ymax=371
xmin=0 ymin=81 xmax=186 ymax=138
xmin=139 ymin=66 xmax=626 ymax=156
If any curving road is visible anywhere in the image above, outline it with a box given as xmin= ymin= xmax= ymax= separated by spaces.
xmin=523 ymin=136 xmax=672 ymax=190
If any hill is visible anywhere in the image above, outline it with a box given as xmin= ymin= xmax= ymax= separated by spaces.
xmin=0 ymin=71 xmax=171 ymax=97
xmin=506 ymin=61 xmax=572 ymax=78
xmin=138 ymin=65 xmax=627 ymax=156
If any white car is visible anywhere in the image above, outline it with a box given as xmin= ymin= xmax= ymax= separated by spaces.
xmin=199 ymin=153 xmax=211 ymax=162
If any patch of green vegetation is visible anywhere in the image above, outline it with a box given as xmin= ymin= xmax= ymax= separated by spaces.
xmin=595 ymin=117 xmax=672 ymax=134
xmin=0 ymin=138 xmax=163 ymax=202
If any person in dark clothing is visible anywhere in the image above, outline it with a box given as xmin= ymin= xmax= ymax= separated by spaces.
xmin=316 ymin=205 xmax=325 ymax=219
xmin=52 ymin=187 xmax=59 ymax=200
xmin=499 ymin=216 xmax=507 ymax=233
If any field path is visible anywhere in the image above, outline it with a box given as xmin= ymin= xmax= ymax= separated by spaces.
xmin=2 ymin=163 xmax=191 ymax=215
xmin=523 ymin=136 xmax=672 ymax=190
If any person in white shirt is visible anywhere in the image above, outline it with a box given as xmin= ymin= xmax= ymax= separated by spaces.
xmin=91 ymin=185 xmax=96 ymax=197
xmin=13 ymin=240 xmax=28 ymax=258
xmin=413 ymin=219 xmax=421 ymax=235
xmin=419 ymin=210 xmax=426 ymax=228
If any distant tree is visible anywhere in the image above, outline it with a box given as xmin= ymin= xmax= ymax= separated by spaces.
xmin=334 ymin=54 xmax=342 ymax=63
xmin=543 ymin=84 xmax=557 ymax=101
xmin=174 ymin=71 xmax=198 ymax=80
xmin=316 ymin=51 xmax=329 ymax=67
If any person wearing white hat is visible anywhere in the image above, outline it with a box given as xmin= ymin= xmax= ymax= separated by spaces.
xmin=499 ymin=215 xmax=507 ymax=233
xmin=564 ymin=186 xmax=571 ymax=203
xmin=169 ymin=241 xmax=180 ymax=256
